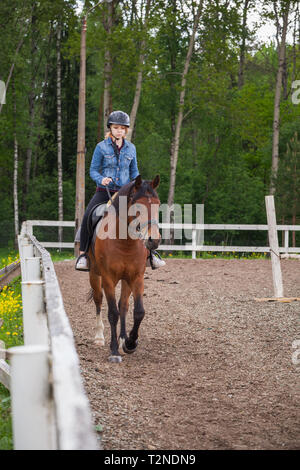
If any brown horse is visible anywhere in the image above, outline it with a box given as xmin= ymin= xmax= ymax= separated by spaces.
xmin=88 ymin=175 xmax=161 ymax=363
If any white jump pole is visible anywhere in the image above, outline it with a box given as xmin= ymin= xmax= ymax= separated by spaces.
xmin=265 ymin=195 xmax=284 ymax=298
xmin=9 ymin=345 xmax=57 ymax=450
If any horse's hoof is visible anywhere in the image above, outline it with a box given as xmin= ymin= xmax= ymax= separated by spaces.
xmin=123 ymin=339 xmax=138 ymax=354
xmin=94 ymin=338 xmax=105 ymax=346
xmin=108 ymin=355 xmax=122 ymax=363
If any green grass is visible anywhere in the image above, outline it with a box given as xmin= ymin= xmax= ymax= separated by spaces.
xmin=0 ymin=385 xmax=13 ymax=450
xmin=0 ymin=275 xmax=23 ymax=450
xmin=0 ymin=249 xmax=19 ymax=270
xmin=47 ymin=249 xmax=75 ymax=262
xmin=161 ymin=251 xmax=268 ymax=260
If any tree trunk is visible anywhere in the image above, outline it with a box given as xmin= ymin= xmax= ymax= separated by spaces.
xmin=12 ymin=77 xmax=19 ymax=248
xmin=57 ymin=22 xmax=63 ymax=249
xmin=127 ymin=0 xmax=152 ymax=142
xmin=33 ymin=22 xmax=54 ymax=179
xmin=0 ymin=36 xmax=25 ymax=115
xmin=24 ymin=5 xmax=38 ymax=214
xmin=97 ymin=92 xmax=104 ymax=141
xmin=238 ymin=0 xmax=250 ymax=89
xmin=270 ymin=2 xmax=290 ymax=195
xmin=103 ymin=1 xmax=114 ymax=136
xmin=167 ymin=0 xmax=204 ymax=208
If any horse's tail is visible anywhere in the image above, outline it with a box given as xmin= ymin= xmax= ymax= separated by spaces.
xmin=86 ymin=288 xmax=94 ymax=303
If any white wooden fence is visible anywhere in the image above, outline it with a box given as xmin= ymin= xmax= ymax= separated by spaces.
xmin=25 ymin=221 xmax=300 ymax=258
xmin=0 ymin=221 xmax=99 ymax=450
xmin=23 ymin=195 xmax=300 ymax=299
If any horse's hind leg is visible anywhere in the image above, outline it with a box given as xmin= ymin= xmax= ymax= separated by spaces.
xmin=89 ymin=270 xmax=105 ymax=346
xmin=118 ymin=280 xmax=131 ymax=351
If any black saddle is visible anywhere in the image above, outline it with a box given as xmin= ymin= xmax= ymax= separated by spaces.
xmin=87 ymin=202 xmax=108 ymax=236
xmin=74 ymin=202 xmax=108 ymax=245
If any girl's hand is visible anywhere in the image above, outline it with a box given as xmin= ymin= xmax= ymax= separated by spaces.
xmin=101 ymin=177 xmax=112 ymax=186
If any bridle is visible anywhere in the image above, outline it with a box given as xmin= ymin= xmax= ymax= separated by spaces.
xmin=128 ymin=218 xmax=160 ymax=241
xmin=106 ymin=184 xmax=160 ymax=242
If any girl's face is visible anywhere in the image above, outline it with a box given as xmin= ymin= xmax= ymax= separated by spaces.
xmin=111 ymin=124 xmax=126 ymax=140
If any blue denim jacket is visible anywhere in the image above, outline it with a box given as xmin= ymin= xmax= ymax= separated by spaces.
xmin=89 ymin=137 xmax=139 ymax=191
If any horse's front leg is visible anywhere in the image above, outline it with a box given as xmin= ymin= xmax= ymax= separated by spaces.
xmin=102 ymin=276 xmax=122 ymax=363
xmin=124 ymin=276 xmax=145 ymax=354
xmin=118 ymin=280 xmax=131 ymax=351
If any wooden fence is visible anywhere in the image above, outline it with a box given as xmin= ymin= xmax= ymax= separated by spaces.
xmin=24 ymin=221 xmax=300 ymax=258
xmin=0 ymin=221 xmax=99 ymax=450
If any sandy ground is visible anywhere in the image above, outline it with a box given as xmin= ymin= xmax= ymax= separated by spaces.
xmin=55 ymin=258 xmax=300 ymax=450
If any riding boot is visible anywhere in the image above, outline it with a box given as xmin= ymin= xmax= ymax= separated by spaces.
xmin=75 ymin=253 xmax=90 ymax=271
xmin=146 ymin=250 xmax=166 ymax=269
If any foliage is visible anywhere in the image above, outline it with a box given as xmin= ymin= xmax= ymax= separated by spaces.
xmin=0 ymin=277 xmax=23 ymax=347
xmin=0 ymin=0 xmax=299 ymax=252
xmin=0 ymin=385 xmax=13 ymax=450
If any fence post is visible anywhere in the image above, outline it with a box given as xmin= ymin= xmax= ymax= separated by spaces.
xmin=18 ymin=237 xmax=34 ymax=279
xmin=22 ymin=255 xmax=48 ymax=346
xmin=192 ymin=228 xmax=196 ymax=259
xmin=265 ymin=196 xmax=284 ymax=298
xmin=284 ymin=230 xmax=289 ymax=254
xmin=8 ymin=345 xmax=57 ymax=450
xmin=24 ymin=256 xmax=42 ymax=281
xmin=0 ymin=340 xmax=10 ymax=390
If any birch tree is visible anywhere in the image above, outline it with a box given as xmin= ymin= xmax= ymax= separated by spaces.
xmin=238 ymin=0 xmax=252 ymax=89
xmin=103 ymin=0 xmax=115 ymax=136
xmin=270 ymin=0 xmax=291 ymax=194
xmin=127 ymin=0 xmax=152 ymax=142
xmin=12 ymin=76 xmax=19 ymax=247
xmin=57 ymin=21 xmax=63 ymax=247
xmin=167 ymin=0 xmax=204 ymax=208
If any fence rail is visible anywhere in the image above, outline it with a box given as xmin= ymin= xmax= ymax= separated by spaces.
xmin=2 ymin=222 xmax=99 ymax=450
xmin=0 ymin=260 xmax=20 ymax=281
xmin=24 ymin=219 xmax=300 ymax=259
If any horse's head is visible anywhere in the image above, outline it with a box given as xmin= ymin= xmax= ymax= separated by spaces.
xmin=128 ymin=175 xmax=161 ymax=251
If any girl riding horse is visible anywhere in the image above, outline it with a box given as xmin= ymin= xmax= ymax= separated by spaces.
xmin=75 ymin=110 xmax=165 ymax=271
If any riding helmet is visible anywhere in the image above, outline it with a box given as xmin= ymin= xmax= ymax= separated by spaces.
xmin=107 ymin=110 xmax=130 ymax=128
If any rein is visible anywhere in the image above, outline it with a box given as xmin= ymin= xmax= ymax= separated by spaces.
xmin=105 ymin=186 xmax=114 ymax=204
xmin=128 ymin=218 xmax=160 ymax=241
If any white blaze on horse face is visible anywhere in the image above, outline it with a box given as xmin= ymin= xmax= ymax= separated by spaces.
xmin=118 ymin=196 xmax=128 ymax=240
xmin=128 ymin=202 xmax=149 ymax=240
xmin=150 ymin=203 xmax=160 ymax=240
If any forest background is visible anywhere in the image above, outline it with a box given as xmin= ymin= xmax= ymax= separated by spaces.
xmin=0 ymin=0 xmax=299 ymax=250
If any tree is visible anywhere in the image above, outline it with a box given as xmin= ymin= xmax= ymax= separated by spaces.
xmin=270 ymin=0 xmax=291 ymax=194
xmin=167 ymin=0 xmax=204 ymax=209
xmin=57 ymin=20 xmax=63 ymax=247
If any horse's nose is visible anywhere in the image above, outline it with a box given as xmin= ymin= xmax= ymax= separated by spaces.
xmin=146 ymin=236 xmax=160 ymax=251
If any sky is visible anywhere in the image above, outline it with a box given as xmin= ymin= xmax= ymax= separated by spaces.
xmin=75 ymin=1 xmax=296 ymax=45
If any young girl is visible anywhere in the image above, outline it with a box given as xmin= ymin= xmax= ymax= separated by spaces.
xmin=75 ymin=110 xmax=165 ymax=271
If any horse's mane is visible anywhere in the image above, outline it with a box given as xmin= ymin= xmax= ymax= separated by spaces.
xmin=111 ymin=179 xmax=159 ymax=215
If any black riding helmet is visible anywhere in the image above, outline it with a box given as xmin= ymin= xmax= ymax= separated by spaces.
xmin=107 ymin=110 xmax=130 ymax=128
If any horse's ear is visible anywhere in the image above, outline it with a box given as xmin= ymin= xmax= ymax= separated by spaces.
xmin=134 ymin=175 xmax=142 ymax=189
xmin=151 ymin=174 xmax=160 ymax=189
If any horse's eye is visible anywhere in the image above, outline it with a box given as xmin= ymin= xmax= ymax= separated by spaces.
xmin=136 ymin=223 xmax=141 ymax=232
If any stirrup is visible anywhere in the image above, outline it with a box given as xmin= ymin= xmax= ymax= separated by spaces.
xmin=75 ymin=253 xmax=90 ymax=272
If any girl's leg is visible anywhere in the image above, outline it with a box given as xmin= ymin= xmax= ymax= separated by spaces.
xmin=79 ymin=191 xmax=109 ymax=252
